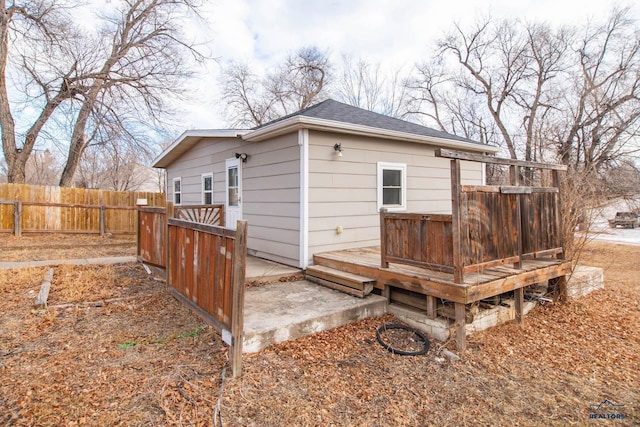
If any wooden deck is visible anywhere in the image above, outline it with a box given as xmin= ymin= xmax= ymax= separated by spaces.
xmin=314 ymin=246 xmax=571 ymax=305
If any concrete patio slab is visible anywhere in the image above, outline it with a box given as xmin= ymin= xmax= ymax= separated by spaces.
xmin=242 ymin=280 xmax=387 ymax=353
xmin=245 ymin=256 xmax=300 ymax=279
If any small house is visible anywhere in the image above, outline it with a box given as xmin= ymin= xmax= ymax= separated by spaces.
xmin=153 ymin=99 xmax=499 ymax=268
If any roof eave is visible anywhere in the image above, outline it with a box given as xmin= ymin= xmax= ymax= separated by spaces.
xmin=152 ymin=129 xmax=248 ymax=168
xmin=243 ymin=116 xmax=499 ymax=154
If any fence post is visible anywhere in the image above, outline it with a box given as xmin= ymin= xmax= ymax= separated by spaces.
xmin=136 ymin=207 xmax=141 ymax=261
xmin=99 ymin=206 xmax=106 ymax=236
xmin=380 ymin=208 xmax=389 ymax=268
xmin=165 ymin=202 xmax=174 ymax=277
xmin=510 ymin=165 xmax=523 ymax=269
xmin=450 ymin=159 xmax=464 ymax=284
xmin=14 ymin=201 xmax=22 ymax=237
xmin=230 ymin=220 xmax=248 ymax=378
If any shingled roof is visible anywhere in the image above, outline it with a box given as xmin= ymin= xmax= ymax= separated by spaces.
xmin=254 ymin=98 xmax=479 ymax=145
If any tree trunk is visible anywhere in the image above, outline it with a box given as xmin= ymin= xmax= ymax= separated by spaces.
xmin=0 ymin=5 xmax=22 ymax=183
xmin=58 ymin=86 xmax=100 ymax=187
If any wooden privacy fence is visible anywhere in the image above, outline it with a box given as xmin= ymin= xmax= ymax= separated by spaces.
xmin=380 ymin=149 xmax=567 ymax=284
xmin=0 ymin=184 xmax=164 ymax=235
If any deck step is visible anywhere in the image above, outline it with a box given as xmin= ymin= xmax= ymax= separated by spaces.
xmin=305 ymin=265 xmax=375 ymax=298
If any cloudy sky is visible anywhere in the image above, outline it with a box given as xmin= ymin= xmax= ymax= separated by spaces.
xmin=178 ymin=0 xmax=636 ymax=130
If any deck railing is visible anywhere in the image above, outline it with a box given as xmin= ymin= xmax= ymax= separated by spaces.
xmin=380 ymin=212 xmax=454 ymax=273
xmin=380 ymin=149 xmax=567 ymax=283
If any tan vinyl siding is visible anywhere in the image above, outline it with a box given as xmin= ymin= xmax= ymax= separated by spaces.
xmin=307 ymin=130 xmax=483 ymax=258
xmin=165 ymin=133 xmax=301 ymax=266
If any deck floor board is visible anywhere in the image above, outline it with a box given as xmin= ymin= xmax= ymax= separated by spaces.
xmin=313 ymin=246 xmax=571 ymax=304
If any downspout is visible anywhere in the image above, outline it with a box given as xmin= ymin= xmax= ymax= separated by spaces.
xmin=298 ymin=129 xmax=309 ymax=269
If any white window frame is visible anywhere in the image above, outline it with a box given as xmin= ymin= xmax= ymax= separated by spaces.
xmin=201 ymin=173 xmax=213 ymax=205
xmin=377 ymin=162 xmax=407 ymax=212
xmin=173 ymin=177 xmax=182 ymax=205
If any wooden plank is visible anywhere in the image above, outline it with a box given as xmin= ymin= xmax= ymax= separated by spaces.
xmin=307 ymin=276 xmax=371 ymax=298
xmin=390 ymin=289 xmax=427 ymax=310
xmin=168 ymin=217 xmax=235 ymax=238
xmin=466 ymin=261 xmax=572 ymax=303
xmin=385 ymin=256 xmax=454 ymax=274
xmin=426 ymin=295 xmax=437 ymax=319
xmin=454 ymin=303 xmax=466 ymax=351
xmin=500 ymin=186 xmax=533 ymax=194
xmin=380 ymin=208 xmax=389 ymax=268
xmin=313 ymin=253 xmax=470 ymax=303
xmin=451 ymin=159 xmax=464 ymax=283
xmin=514 ymin=287 xmax=524 ymax=325
xmin=510 ymin=165 xmax=523 ymax=269
xmin=230 ymin=220 xmax=248 ymax=378
xmin=435 ymin=148 xmax=568 ymax=170
xmin=460 ymin=185 xmax=501 ymax=193
xmin=14 ymin=201 xmax=21 ymax=237
xmin=34 ymin=268 xmax=54 ymax=308
xmin=305 ymin=265 xmax=375 ymax=289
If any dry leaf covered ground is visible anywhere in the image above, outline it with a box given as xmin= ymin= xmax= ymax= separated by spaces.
xmin=0 ymin=233 xmax=136 ymax=261
xmin=0 ymin=236 xmax=638 ymax=426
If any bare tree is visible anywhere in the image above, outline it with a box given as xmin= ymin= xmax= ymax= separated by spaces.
xmin=408 ymin=17 xmax=573 ymax=164
xmin=25 ymin=149 xmax=59 ymax=185
xmin=408 ymin=10 xmax=640 ymax=175
xmin=335 ymin=55 xmax=411 ymax=118
xmin=58 ymin=0 xmax=203 ymax=186
xmin=1 ymin=0 xmax=204 ymax=186
xmin=77 ymin=142 xmax=153 ymax=191
xmin=220 ymin=46 xmax=331 ymax=127
xmin=0 ymin=0 xmax=75 ymax=183
xmin=553 ymin=8 xmax=640 ymax=173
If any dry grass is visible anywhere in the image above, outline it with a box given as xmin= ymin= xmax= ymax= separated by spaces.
xmin=0 ymin=241 xmax=638 ymax=426
xmin=0 ymin=233 xmax=136 ymax=261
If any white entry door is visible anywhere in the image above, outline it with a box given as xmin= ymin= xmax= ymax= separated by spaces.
xmin=225 ymin=158 xmax=242 ymax=229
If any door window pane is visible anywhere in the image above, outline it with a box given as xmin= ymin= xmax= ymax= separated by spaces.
xmin=228 ymin=166 xmax=239 ymax=207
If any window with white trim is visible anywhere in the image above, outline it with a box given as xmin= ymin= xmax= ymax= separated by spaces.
xmin=202 ymin=173 xmax=213 ymax=204
xmin=173 ymin=177 xmax=182 ymax=205
xmin=377 ymin=162 xmax=406 ymax=211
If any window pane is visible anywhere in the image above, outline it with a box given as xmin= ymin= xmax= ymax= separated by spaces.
xmin=228 ymin=188 xmax=238 ymax=206
xmin=174 ymin=180 xmax=181 ymax=192
xmin=383 ymin=169 xmax=401 ymax=187
xmin=174 ymin=193 xmax=181 ymax=204
xmin=383 ymin=188 xmax=401 ymax=205
xmin=204 ymin=192 xmax=212 ymax=204
xmin=204 ymin=176 xmax=212 ymax=191
xmin=228 ymin=168 xmax=238 ymax=187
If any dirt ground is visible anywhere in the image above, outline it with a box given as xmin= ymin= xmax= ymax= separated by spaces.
xmin=0 ymin=236 xmax=638 ymax=426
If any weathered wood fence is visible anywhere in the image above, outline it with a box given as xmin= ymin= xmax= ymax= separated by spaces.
xmin=0 ymin=184 xmax=165 ymax=235
xmin=380 ymin=149 xmax=567 ymax=284
xmin=137 ymin=204 xmax=248 ymax=376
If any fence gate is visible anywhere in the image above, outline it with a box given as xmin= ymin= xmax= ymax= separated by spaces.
xmin=137 ymin=205 xmax=247 ymax=377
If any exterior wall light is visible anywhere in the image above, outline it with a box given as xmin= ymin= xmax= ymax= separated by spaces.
xmin=235 ymin=152 xmax=248 ymax=162
xmin=333 ymin=143 xmax=343 ymax=157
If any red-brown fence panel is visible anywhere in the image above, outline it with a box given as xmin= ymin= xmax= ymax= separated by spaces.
xmin=137 ymin=207 xmax=168 ymax=268
xmin=167 ymin=218 xmax=247 ymax=377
